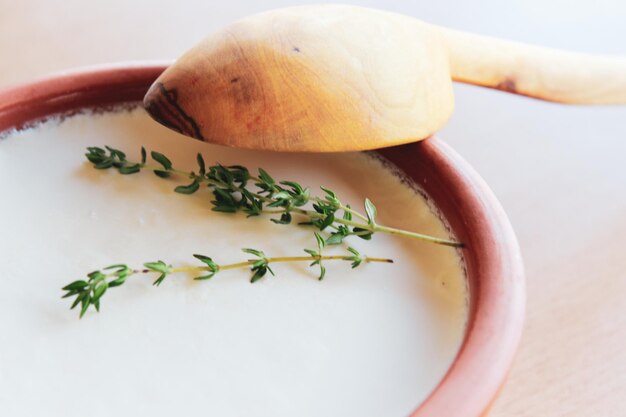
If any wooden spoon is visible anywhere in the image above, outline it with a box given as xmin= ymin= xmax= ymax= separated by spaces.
xmin=144 ymin=5 xmax=626 ymax=152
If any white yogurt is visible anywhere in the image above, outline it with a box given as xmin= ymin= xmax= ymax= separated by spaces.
xmin=0 ymin=109 xmax=467 ymax=417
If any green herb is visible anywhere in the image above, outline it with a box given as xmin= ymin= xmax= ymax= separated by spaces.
xmin=62 ymin=242 xmax=392 ymax=318
xmin=84 ymin=146 xmax=462 ymax=247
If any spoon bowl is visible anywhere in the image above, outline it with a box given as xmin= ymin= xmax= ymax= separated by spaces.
xmin=144 ymin=5 xmax=454 ymax=152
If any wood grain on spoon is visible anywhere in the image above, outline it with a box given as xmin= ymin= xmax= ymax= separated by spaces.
xmin=144 ymin=5 xmax=626 ymax=152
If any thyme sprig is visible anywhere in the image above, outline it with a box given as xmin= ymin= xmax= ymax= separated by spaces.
xmin=85 ymin=146 xmax=462 ymax=247
xmin=62 ymin=237 xmax=392 ymax=318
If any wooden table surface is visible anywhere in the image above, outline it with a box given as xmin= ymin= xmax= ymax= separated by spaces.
xmin=1 ymin=1 xmax=624 ymax=416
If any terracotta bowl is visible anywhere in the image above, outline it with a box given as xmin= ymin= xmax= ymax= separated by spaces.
xmin=0 ymin=65 xmax=525 ymax=417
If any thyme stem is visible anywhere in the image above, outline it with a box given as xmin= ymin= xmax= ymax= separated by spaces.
xmin=86 ymin=145 xmax=462 ymax=248
xmin=62 ymin=239 xmax=391 ymax=318
xmin=168 ymin=255 xmax=393 ymax=274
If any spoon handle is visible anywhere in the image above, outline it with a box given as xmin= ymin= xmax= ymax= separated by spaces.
xmin=440 ymin=27 xmax=626 ymax=104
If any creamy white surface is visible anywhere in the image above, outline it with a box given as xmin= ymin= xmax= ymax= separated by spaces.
xmin=0 ymin=109 xmax=466 ymax=417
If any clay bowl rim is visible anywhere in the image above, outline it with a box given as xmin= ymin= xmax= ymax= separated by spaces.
xmin=0 ymin=64 xmax=525 ymax=417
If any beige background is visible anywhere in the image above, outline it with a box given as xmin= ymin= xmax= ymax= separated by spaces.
xmin=1 ymin=1 xmax=625 ymax=415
